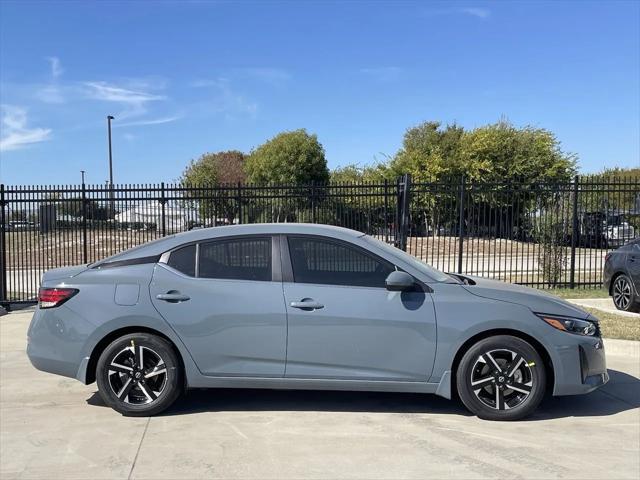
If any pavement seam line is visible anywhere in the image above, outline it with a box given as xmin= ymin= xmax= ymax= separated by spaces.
xmin=128 ymin=417 xmax=151 ymax=480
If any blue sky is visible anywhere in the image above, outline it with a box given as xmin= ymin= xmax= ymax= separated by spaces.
xmin=0 ymin=0 xmax=638 ymax=185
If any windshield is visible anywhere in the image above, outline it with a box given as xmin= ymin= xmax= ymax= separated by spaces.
xmin=362 ymin=235 xmax=451 ymax=283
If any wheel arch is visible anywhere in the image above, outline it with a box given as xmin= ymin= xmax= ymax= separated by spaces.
xmin=85 ymin=326 xmax=185 ymax=385
xmin=450 ymin=328 xmax=555 ymax=398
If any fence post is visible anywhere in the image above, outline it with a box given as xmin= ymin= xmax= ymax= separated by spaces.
xmin=160 ymin=182 xmax=166 ymax=236
xmin=81 ymin=182 xmax=88 ymax=264
xmin=0 ymin=184 xmax=7 ymax=306
xmin=237 ymin=182 xmax=243 ymax=224
xmin=383 ymin=179 xmax=389 ymax=243
xmin=457 ymin=176 xmax=466 ymax=274
xmin=311 ymin=181 xmax=317 ymax=223
xmin=569 ymin=175 xmax=580 ymax=289
xmin=396 ymin=174 xmax=411 ymax=251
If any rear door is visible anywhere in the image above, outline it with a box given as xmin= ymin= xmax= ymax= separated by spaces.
xmin=150 ymin=235 xmax=287 ymax=377
xmin=281 ymin=235 xmax=437 ymax=381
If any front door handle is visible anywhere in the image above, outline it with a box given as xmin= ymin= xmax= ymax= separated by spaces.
xmin=156 ymin=292 xmax=190 ymax=303
xmin=290 ymin=298 xmax=324 ymax=310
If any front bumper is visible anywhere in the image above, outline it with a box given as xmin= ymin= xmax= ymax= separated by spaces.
xmin=551 ymin=335 xmax=608 ymax=396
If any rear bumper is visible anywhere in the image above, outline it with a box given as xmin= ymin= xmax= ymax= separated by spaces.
xmin=551 ymin=336 xmax=608 ymax=396
xmin=26 ymin=306 xmax=91 ymax=381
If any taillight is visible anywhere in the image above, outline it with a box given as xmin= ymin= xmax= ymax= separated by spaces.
xmin=38 ymin=287 xmax=79 ymax=309
xmin=604 ymin=253 xmax=612 ymax=263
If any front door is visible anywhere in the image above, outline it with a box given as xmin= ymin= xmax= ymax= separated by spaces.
xmin=150 ymin=236 xmax=287 ymax=377
xmin=282 ymin=235 xmax=437 ymax=381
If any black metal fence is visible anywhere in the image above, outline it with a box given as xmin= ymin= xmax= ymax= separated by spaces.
xmin=2 ymin=176 xmax=639 ymax=305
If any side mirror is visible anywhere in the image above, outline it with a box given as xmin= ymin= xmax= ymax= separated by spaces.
xmin=385 ymin=271 xmax=415 ymax=292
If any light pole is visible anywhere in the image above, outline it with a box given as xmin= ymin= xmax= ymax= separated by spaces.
xmin=107 ymin=115 xmax=115 ymax=215
xmin=80 ymin=170 xmax=86 ymax=185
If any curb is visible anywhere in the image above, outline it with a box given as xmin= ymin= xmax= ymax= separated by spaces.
xmin=603 ymin=338 xmax=640 ymax=357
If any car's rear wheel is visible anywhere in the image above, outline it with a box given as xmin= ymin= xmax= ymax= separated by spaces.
xmin=96 ymin=333 xmax=182 ymax=416
xmin=456 ymin=335 xmax=546 ymax=421
xmin=612 ymin=274 xmax=640 ymax=312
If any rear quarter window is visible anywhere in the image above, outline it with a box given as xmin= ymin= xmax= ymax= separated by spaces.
xmin=167 ymin=244 xmax=196 ymax=276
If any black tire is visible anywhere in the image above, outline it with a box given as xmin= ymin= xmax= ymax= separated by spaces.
xmin=456 ymin=335 xmax=546 ymax=421
xmin=612 ymin=274 xmax=640 ymax=313
xmin=96 ymin=333 xmax=183 ymax=416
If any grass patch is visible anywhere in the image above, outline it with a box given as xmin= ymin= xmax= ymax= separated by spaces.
xmin=538 ymin=287 xmax=609 ymax=299
xmin=580 ymin=307 xmax=640 ymax=341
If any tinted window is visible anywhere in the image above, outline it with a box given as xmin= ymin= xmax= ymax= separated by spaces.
xmin=167 ymin=244 xmax=196 ymax=276
xmin=199 ymin=237 xmax=272 ymax=281
xmin=288 ymin=237 xmax=394 ymax=287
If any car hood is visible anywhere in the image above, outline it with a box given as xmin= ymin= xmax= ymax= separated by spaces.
xmin=41 ymin=265 xmax=88 ymax=284
xmin=460 ymin=276 xmax=591 ymax=320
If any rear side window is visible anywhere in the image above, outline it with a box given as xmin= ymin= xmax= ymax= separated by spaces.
xmin=167 ymin=244 xmax=196 ymax=276
xmin=199 ymin=237 xmax=272 ymax=281
xmin=287 ymin=236 xmax=394 ymax=288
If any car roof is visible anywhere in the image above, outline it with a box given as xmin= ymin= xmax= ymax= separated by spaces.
xmin=92 ymin=223 xmax=366 ymax=265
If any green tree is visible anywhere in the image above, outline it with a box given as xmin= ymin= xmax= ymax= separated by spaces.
xmin=389 ymin=121 xmax=465 ymax=181
xmin=458 ymin=120 xmax=576 ymax=184
xmin=389 ymin=119 xmax=576 ymax=183
xmin=330 ymin=163 xmax=390 ymax=184
xmin=181 ymin=150 xmax=246 ymax=186
xmin=180 ymin=151 xmax=247 ymax=224
xmin=245 ymin=129 xmax=329 ymax=185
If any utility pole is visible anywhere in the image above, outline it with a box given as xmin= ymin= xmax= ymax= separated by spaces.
xmin=107 ymin=115 xmax=115 ymax=216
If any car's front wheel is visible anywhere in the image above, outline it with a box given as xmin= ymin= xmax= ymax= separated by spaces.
xmin=96 ymin=333 xmax=183 ymax=416
xmin=612 ymin=274 xmax=640 ymax=312
xmin=456 ymin=335 xmax=546 ymax=421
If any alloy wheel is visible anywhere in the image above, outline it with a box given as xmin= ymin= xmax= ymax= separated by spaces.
xmin=107 ymin=344 xmax=168 ymax=405
xmin=470 ymin=349 xmax=533 ymax=411
xmin=613 ymin=277 xmax=632 ymax=310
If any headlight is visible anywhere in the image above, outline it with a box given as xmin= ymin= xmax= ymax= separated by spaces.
xmin=536 ymin=313 xmax=599 ymax=336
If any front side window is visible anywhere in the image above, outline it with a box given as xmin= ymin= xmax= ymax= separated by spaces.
xmin=199 ymin=237 xmax=272 ymax=281
xmin=287 ymin=236 xmax=394 ymax=288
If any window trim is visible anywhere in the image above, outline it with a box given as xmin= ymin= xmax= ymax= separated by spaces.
xmin=160 ymin=235 xmax=279 ymax=282
xmin=281 ymin=234 xmax=397 ymax=288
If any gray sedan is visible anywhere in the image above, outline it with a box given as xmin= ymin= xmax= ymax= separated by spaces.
xmin=27 ymin=224 xmax=608 ymax=420
xmin=604 ymin=238 xmax=640 ymax=312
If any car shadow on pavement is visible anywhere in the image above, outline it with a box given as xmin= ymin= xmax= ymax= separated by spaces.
xmin=86 ymin=369 xmax=638 ymax=419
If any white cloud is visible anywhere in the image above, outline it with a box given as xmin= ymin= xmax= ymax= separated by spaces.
xmin=423 ymin=7 xmax=491 ymax=20
xmin=83 ymin=81 xmax=166 ymax=119
xmin=0 ymin=105 xmax=52 ymax=152
xmin=83 ymin=81 xmax=165 ymax=104
xmin=35 ymin=85 xmax=65 ymax=104
xmin=360 ymin=67 xmax=403 ymax=82
xmin=35 ymin=57 xmax=66 ymax=103
xmin=190 ymin=78 xmax=258 ymax=118
xmin=117 ymin=115 xmax=182 ymax=127
xmin=460 ymin=8 xmax=490 ymax=19
xmin=47 ymin=56 xmax=64 ymax=78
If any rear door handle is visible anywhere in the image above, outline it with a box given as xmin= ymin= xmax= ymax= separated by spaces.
xmin=290 ymin=299 xmax=324 ymax=310
xmin=156 ymin=292 xmax=190 ymax=303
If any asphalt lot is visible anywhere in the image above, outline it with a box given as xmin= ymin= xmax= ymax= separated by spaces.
xmin=1 ymin=309 xmax=639 ymax=480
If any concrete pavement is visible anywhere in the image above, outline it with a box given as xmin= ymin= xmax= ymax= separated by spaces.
xmin=568 ymin=297 xmax=640 ymax=318
xmin=1 ymin=309 xmax=639 ymax=479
